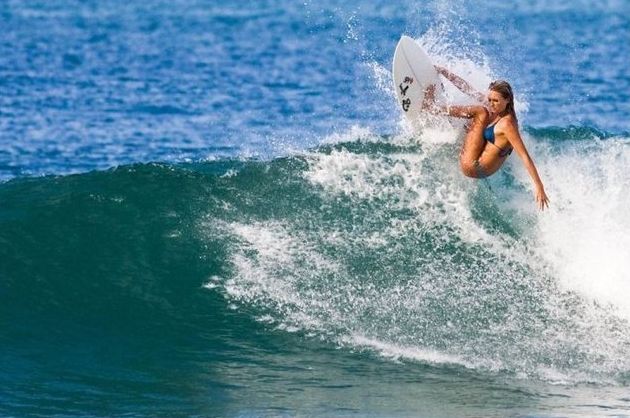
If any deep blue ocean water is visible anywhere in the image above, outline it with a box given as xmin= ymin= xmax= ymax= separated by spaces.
xmin=1 ymin=1 xmax=630 ymax=417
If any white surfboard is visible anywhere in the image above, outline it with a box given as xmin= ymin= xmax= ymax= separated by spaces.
xmin=392 ymin=36 xmax=446 ymax=131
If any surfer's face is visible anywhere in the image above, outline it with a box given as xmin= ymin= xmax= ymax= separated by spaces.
xmin=487 ymin=90 xmax=508 ymax=114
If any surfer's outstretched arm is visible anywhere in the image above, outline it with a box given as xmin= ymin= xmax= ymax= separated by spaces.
xmin=503 ymin=123 xmax=550 ymax=210
xmin=435 ymin=66 xmax=485 ymax=103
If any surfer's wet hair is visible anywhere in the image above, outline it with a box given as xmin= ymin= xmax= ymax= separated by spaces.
xmin=489 ymin=80 xmax=517 ymax=123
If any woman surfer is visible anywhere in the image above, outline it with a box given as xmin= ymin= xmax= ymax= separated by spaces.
xmin=423 ymin=67 xmax=549 ymax=210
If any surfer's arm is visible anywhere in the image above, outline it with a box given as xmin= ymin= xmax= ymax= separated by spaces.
xmin=435 ymin=66 xmax=485 ymax=103
xmin=504 ymin=124 xmax=550 ymax=210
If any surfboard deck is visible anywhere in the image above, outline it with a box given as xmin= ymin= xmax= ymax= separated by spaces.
xmin=392 ymin=36 xmax=446 ymax=131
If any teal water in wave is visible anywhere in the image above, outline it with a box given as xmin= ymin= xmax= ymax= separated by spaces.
xmin=2 ymin=130 xmax=630 ymax=416
xmin=2 ymin=0 xmax=630 ymax=416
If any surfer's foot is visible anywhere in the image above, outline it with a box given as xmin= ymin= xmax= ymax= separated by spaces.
xmin=421 ymin=84 xmax=437 ymax=111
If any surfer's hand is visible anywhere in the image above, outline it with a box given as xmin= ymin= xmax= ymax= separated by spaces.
xmin=535 ymin=185 xmax=549 ymax=211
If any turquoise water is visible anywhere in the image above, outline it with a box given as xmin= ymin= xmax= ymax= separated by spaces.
xmin=1 ymin=1 xmax=630 ymax=417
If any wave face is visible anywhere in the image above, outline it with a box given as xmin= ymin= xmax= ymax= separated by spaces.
xmin=212 ymin=128 xmax=630 ymax=383
xmin=2 ymin=128 xmax=630 ymax=416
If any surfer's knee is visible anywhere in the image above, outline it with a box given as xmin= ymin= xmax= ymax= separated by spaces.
xmin=461 ymin=106 xmax=488 ymax=125
xmin=472 ymin=106 xmax=489 ymax=124
xmin=460 ymin=159 xmax=487 ymax=178
xmin=460 ymin=161 xmax=478 ymax=178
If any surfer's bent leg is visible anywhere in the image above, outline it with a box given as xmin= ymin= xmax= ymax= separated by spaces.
xmin=419 ymin=93 xmax=489 ymax=178
xmin=457 ymin=106 xmax=488 ymax=178
xmin=422 ymin=89 xmax=484 ymax=120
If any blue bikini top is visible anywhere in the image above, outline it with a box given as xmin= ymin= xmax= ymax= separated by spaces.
xmin=483 ymin=118 xmax=512 ymax=157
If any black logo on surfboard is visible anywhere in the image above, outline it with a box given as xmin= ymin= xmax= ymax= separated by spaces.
xmin=399 ymin=76 xmax=414 ymax=112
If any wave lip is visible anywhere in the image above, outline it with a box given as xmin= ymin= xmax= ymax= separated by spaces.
xmin=525 ymin=125 xmax=626 ymax=141
xmin=344 ymin=334 xmax=477 ymax=369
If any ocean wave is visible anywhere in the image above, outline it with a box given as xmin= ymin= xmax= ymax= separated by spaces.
xmin=2 ymin=129 xmax=630 ymax=386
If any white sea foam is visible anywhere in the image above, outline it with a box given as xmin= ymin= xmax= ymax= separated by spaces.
xmin=220 ymin=220 xmax=345 ymax=333
xmin=212 ymin=132 xmax=630 ymax=384
xmin=532 ymin=137 xmax=630 ymax=319
xmin=207 ymin=31 xmax=630 ymax=385
xmin=303 ymin=140 xmax=499 ymax=247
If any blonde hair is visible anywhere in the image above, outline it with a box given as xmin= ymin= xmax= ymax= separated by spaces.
xmin=489 ymin=80 xmax=517 ymax=124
